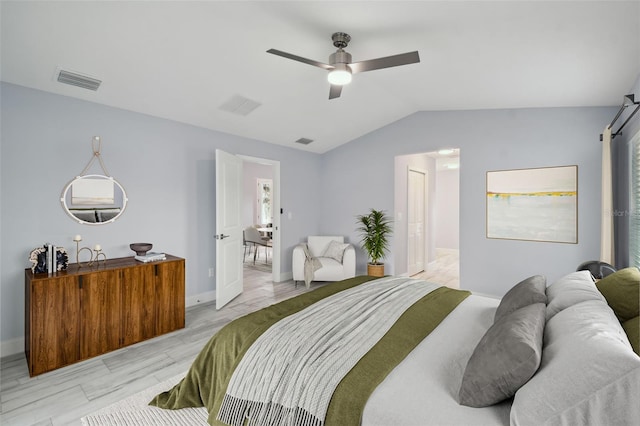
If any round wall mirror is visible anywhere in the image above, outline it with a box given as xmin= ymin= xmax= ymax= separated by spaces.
xmin=60 ymin=174 xmax=128 ymax=225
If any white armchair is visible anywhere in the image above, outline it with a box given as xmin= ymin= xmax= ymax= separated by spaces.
xmin=292 ymin=236 xmax=356 ymax=288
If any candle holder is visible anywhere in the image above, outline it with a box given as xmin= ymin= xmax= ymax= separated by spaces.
xmin=73 ymin=236 xmax=93 ymax=267
xmin=88 ymin=248 xmax=107 ymax=266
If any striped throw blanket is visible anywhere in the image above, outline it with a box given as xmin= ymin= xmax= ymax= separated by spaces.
xmin=217 ymin=277 xmax=439 ymax=426
xmin=150 ymin=276 xmax=470 ymax=426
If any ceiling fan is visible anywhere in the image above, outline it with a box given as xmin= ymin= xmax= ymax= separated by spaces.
xmin=267 ymin=32 xmax=420 ymax=99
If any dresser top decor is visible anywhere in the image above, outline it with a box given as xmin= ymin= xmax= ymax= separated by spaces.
xmin=26 ymin=254 xmax=183 ymax=278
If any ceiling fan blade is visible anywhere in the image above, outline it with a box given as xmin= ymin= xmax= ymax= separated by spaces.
xmin=329 ymin=84 xmax=342 ymax=99
xmin=349 ymin=51 xmax=420 ymax=74
xmin=266 ymin=49 xmax=333 ymax=70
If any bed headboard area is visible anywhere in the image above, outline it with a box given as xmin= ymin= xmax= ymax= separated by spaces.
xmin=461 ymin=268 xmax=640 ymax=425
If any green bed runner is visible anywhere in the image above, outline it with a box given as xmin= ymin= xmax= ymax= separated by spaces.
xmin=150 ymin=276 xmax=470 ymax=425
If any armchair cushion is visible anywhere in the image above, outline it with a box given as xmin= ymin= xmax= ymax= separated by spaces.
xmin=315 ymin=258 xmax=350 ymax=281
xmin=307 ymin=236 xmax=344 ymax=257
xmin=322 ymin=240 xmax=350 ymax=264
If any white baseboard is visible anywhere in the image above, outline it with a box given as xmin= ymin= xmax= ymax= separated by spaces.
xmin=185 ymin=290 xmax=216 ymax=307
xmin=1 ymin=337 xmax=24 ymax=358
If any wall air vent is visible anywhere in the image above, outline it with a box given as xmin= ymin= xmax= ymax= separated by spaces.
xmin=295 ymin=138 xmax=314 ymax=145
xmin=56 ymin=69 xmax=102 ymax=91
xmin=219 ymin=95 xmax=262 ymax=116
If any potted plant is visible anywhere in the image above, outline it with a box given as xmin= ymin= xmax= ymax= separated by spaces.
xmin=356 ymin=208 xmax=393 ymax=277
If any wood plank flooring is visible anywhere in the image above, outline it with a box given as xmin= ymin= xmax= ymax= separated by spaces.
xmin=0 ymin=264 xmax=317 ymax=426
xmin=0 ymin=250 xmax=459 ymax=426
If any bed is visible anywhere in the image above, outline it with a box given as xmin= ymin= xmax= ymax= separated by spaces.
xmin=151 ymin=269 xmax=640 ymax=426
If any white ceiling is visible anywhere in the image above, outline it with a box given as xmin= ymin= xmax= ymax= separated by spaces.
xmin=2 ymin=1 xmax=639 ymax=153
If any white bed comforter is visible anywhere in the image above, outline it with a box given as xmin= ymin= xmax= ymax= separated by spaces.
xmin=362 ymin=294 xmax=511 ymax=426
xmin=83 ymin=293 xmax=509 ymax=426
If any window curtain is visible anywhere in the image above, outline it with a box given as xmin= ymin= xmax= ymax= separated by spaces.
xmin=631 ymin=134 xmax=640 ymax=268
xmin=601 ymin=126 xmax=615 ymax=264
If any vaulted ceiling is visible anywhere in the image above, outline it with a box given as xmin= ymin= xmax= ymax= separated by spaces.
xmin=2 ymin=1 xmax=639 ymax=153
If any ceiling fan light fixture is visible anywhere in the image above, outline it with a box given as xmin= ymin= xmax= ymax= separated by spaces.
xmin=268 ymin=32 xmax=419 ymax=99
xmin=327 ymin=64 xmax=352 ymax=85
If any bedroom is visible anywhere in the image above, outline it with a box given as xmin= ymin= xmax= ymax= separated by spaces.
xmin=1 ymin=1 xmax=640 ymax=425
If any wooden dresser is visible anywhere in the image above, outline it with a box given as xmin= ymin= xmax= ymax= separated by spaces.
xmin=25 ymin=255 xmax=185 ymax=376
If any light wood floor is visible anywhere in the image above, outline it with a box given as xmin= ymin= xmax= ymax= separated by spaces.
xmin=412 ymin=248 xmax=460 ymax=289
xmin=0 ymin=250 xmax=458 ymax=426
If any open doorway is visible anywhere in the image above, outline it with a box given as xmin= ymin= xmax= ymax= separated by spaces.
xmin=394 ymin=149 xmax=460 ymax=288
xmin=240 ymin=156 xmax=279 ymax=281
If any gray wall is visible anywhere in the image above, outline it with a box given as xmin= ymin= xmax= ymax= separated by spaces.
xmin=319 ymin=107 xmax=616 ymax=296
xmin=0 ymin=81 xmax=624 ymax=354
xmin=0 ymin=82 xmax=323 ymax=349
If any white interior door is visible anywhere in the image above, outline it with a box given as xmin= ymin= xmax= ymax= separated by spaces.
xmin=215 ymin=149 xmax=243 ymax=309
xmin=408 ymin=168 xmax=427 ymax=276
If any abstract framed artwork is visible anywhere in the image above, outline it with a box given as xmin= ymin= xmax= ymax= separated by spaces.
xmin=486 ymin=165 xmax=577 ymax=243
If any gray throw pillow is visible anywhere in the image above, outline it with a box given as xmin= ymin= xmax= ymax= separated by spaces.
xmin=459 ymin=302 xmax=546 ymax=408
xmin=494 ymin=275 xmax=546 ymax=322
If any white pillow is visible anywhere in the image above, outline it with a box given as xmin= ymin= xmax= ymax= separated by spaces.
xmin=545 ymin=270 xmax=605 ymax=321
xmin=511 ymin=300 xmax=640 ymax=425
xmin=322 ymin=240 xmax=349 ymax=263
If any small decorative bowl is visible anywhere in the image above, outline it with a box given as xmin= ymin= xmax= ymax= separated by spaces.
xmin=130 ymin=243 xmax=152 ymax=256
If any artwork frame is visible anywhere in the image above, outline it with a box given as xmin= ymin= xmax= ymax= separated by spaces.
xmin=486 ymin=165 xmax=578 ymax=244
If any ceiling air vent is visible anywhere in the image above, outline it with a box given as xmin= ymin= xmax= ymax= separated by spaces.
xmin=56 ymin=69 xmax=102 ymax=91
xmin=295 ymin=138 xmax=314 ymax=145
xmin=219 ymin=95 xmax=262 ymax=116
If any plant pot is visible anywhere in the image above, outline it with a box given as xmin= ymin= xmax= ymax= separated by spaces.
xmin=367 ymin=263 xmax=385 ymax=277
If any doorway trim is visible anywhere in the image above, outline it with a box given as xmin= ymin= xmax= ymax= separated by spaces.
xmin=238 ymin=155 xmax=281 ymax=283
xmin=393 ymin=150 xmax=460 ymax=279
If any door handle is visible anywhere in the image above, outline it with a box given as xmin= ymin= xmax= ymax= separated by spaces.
xmin=215 ymin=234 xmax=230 ymax=240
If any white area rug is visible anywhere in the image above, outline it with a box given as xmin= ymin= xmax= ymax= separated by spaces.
xmin=81 ymin=373 xmax=209 ymax=426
